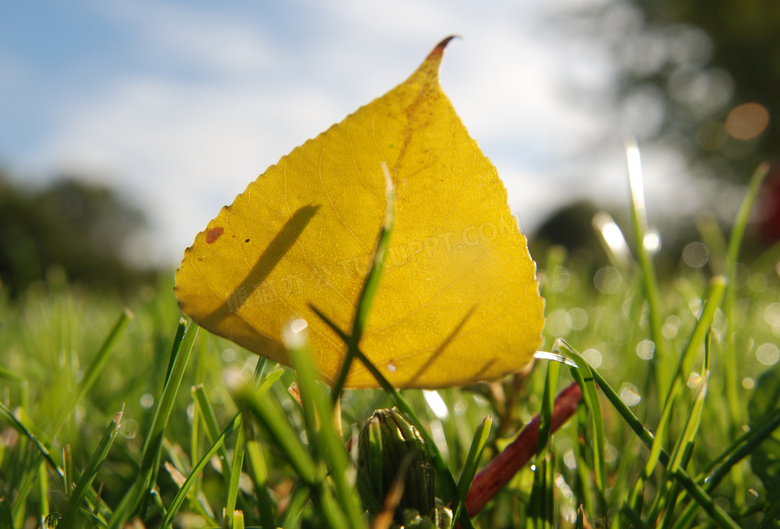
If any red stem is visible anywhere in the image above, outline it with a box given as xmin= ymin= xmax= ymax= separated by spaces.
xmin=461 ymin=381 xmax=583 ymax=519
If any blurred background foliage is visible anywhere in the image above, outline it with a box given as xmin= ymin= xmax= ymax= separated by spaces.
xmin=2 ymin=0 xmax=779 ymax=298
xmin=571 ymin=0 xmax=779 ymax=181
xmin=0 ymin=171 xmax=158 ymax=298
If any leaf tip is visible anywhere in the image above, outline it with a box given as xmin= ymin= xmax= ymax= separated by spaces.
xmin=427 ymin=35 xmax=460 ymax=62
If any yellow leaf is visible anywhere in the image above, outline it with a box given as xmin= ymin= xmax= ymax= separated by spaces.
xmin=175 ymin=37 xmax=545 ymax=389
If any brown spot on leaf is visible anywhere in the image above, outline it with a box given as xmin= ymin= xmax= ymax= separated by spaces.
xmin=205 ymin=227 xmax=224 ymax=244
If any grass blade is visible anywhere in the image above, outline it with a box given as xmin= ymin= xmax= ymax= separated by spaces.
xmin=232 ymin=384 xmax=316 ymax=483
xmin=671 ymin=406 xmax=780 ymax=529
xmin=61 ymin=410 xmax=123 ymax=528
xmin=0 ymin=498 xmax=13 ymax=529
xmin=310 ymin=305 xmax=470 ymax=527
xmin=53 ymin=309 xmax=133 ymax=436
xmin=529 ymin=359 xmax=560 ymax=529
xmin=160 ymin=413 xmax=243 ymax=529
xmin=331 ymin=162 xmax=395 ymax=401
xmin=0 ymin=402 xmax=64 ymax=481
xmin=233 ymin=377 xmax=350 ymax=529
xmin=288 ymin=332 xmax=364 ymax=529
xmin=244 ymin=423 xmax=276 ymax=528
xmin=452 ymin=416 xmax=492 ymax=523
xmin=108 ymin=318 xmax=197 ymax=528
xmin=464 ymin=382 xmax=582 ymax=517
xmin=625 ymin=138 xmax=668 ymax=399
xmin=192 ymin=384 xmax=232 ymax=484
xmin=721 ymin=162 xmax=771 ymax=503
xmin=225 ymin=420 xmax=246 ymax=528
xmin=556 ymin=340 xmax=607 ymax=516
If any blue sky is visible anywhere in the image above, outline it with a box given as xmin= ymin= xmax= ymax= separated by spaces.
xmin=3 ymin=0 xmax=682 ymax=266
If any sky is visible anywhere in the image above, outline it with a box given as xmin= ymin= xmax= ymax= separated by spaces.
xmin=1 ymin=0 xmax=708 ymax=266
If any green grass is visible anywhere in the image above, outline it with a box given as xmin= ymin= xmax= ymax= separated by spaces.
xmin=2 ymin=163 xmax=780 ymax=528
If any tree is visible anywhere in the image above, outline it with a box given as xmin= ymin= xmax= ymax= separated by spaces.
xmin=0 ymin=172 xmax=156 ymax=297
xmin=575 ymin=0 xmax=779 ymax=181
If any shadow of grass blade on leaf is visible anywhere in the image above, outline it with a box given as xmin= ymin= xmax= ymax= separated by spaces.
xmin=211 ymin=204 xmax=320 ymax=322
xmin=309 ymin=308 xmax=473 ymax=528
xmin=328 ymin=163 xmax=395 ymax=399
xmin=407 ymin=306 xmax=477 ymax=388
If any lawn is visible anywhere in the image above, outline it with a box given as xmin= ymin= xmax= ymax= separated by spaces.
xmin=1 ymin=164 xmax=779 ymax=528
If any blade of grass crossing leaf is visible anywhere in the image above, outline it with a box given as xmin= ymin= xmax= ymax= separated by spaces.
xmin=331 ymin=162 xmax=395 ymax=401
xmin=160 ymin=413 xmax=243 ymax=529
xmin=625 ymin=138 xmax=668 ymax=399
xmin=288 ymin=340 xmax=364 ymax=529
xmin=226 ymin=421 xmax=246 ymax=528
xmin=310 ymin=306 xmax=465 ymax=514
xmin=61 ymin=410 xmax=123 ymax=528
xmin=53 ymin=309 xmax=133 ymax=437
xmin=108 ymin=319 xmax=196 ymax=528
xmin=452 ymin=416 xmax=492 ymax=523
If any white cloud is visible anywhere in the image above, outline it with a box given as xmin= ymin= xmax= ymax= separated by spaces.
xmin=8 ymin=0 xmax=646 ymax=266
xmin=98 ymin=1 xmax=281 ymax=75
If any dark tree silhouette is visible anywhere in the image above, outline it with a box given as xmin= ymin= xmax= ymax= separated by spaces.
xmin=0 ymin=172 xmax=156 ymax=297
xmin=574 ymin=0 xmax=779 ymax=182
